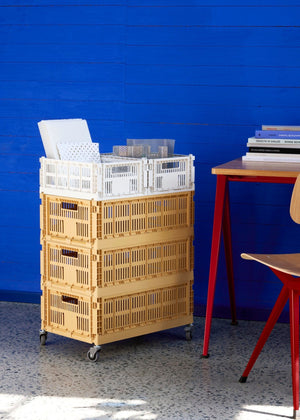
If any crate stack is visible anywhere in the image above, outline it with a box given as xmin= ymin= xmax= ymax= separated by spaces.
xmin=38 ymin=119 xmax=195 ymax=361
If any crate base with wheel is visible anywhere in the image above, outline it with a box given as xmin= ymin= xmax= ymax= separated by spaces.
xmin=40 ymin=273 xmax=194 ymax=361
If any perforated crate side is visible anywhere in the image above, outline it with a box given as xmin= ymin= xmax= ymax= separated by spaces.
xmin=100 ymin=281 xmax=192 ymax=336
xmin=40 ymin=193 xmax=100 ymax=244
xmin=41 ymin=191 xmax=195 ymax=244
xmin=99 ymin=159 xmax=146 ymax=198
xmin=41 ymin=241 xmax=100 ymax=292
xmin=41 ymin=286 xmax=97 ymax=344
xmin=189 ymin=190 xmax=195 ymax=227
xmin=41 ymin=279 xmax=193 ymax=346
xmin=189 ymin=280 xmax=194 ymax=315
xmin=99 ymin=191 xmax=194 ymax=238
xmin=190 ymin=237 xmax=195 ymax=270
xmin=147 ymin=155 xmax=195 ymax=194
xmin=39 ymin=157 xmax=99 ymax=199
xmin=41 ymin=234 xmax=193 ymax=291
xmin=99 ymin=237 xmax=194 ymax=288
xmin=40 ymin=155 xmax=195 ymax=199
xmin=40 ymin=157 xmax=147 ymax=200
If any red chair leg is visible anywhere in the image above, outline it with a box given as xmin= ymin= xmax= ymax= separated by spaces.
xmin=239 ymin=285 xmax=289 ymax=382
xmin=289 ymin=289 xmax=299 ymax=418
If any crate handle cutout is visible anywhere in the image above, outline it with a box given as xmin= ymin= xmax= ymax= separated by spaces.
xmin=61 ymin=202 xmax=78 ymax=211
xmin=112 ymin=166 xmax=131 ymax=174
xmin=62 ymin=295 xmax=78 ymax=305
xmin=62 ymin=249 xmax=78 ymax=258
xmin=162 ymin=162 xmax=180 ymax=170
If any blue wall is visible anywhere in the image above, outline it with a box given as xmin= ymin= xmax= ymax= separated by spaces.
xmin=1 ymin=0 xmax=300 ymax=321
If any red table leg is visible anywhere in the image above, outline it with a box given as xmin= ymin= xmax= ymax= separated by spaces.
xmin=222 ymin=183 xmax=237 ymax=325
xmin=202 ymin=175 xmax=228 ymax=357
xmin=202 ymin=172 xmax=296 ymax=359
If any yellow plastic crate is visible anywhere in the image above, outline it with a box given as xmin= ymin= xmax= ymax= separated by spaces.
xmin=41 ymin=279 xmax=193 ymax=346
xmin=41 ymin=236 xmax=194 ymax=292
xmin=40 ymin=191 xmax=194 ymax=245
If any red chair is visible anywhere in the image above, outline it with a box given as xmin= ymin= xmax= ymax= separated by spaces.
xmin=239 ymin=174 xmax=300 ymax=419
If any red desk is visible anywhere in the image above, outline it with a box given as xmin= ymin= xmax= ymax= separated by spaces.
xmin=202 ymin=157 xmax=300 ymax=357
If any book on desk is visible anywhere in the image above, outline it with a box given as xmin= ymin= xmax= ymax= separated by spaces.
xmin=243 ymin=125 xmax=300 ymax=162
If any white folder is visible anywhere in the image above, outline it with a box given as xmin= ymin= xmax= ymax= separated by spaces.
xmin=38 ymin=118 xmax=92 ymax=159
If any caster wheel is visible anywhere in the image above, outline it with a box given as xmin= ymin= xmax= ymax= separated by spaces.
xmin=184 ymin=324 xmax=193 ymax=341
xmin=87 ymin=347 xmax=101 ymax=362
xmin=39 ymin=330 xmax=48 ymax=346
xmin=185 ymin=329 xmax=192 ymax=341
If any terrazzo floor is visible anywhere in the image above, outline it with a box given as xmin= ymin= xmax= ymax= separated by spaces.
xmin=0 ymin=301 xmax=297 ymax=420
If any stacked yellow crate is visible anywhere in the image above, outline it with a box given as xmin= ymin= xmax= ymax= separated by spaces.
xmin=40 ymin=192 xmax=194 ymax=361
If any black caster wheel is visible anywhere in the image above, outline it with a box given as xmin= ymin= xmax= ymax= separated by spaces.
xmin=39 ymin=330 xmax=48 ymax=346
xmin=185 ymin=329 xmax=193 ymax=341
xmin=184 ymin=323 xmax=193 ymax=341
xmin=87 ymin=345 xmax=101 ymax=362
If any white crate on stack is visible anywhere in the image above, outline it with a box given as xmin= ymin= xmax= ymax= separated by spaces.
xmin=38 ymin=120 xmax=195 ymax=199
xmin=40 ymin=154 xmax=195 ymax=200
xmin=39 ymin=156 xmax=147 ymax=200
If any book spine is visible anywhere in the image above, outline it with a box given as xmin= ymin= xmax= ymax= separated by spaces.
xmin=261 ymin=125 xmax=300 ymax=131
xmin=247 ymin=142 xmax=300 ymax=149
xmin=243 ymin=154 xmax=300 ymax=162
xmin=246 ymin=152 xmax=300 ymax=159
xmin=255 ymin=130 xmax=300 ymax=139
xmin=248 ymin=136 xmax=300 ymax=145
xmin=248 ymin=147 xmax=300 ymax=154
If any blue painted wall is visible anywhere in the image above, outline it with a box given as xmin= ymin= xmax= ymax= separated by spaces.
xmin=1 ymin=0 xmax=300 ymax=321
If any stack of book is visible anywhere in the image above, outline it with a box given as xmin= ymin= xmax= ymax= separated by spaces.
xmin=242 ymin=125 xmax=300 ymax=163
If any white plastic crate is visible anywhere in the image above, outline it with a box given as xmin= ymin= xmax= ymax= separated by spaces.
xmin=40 ymin=156 xmax=146 ymax=200
xmin=40 ymin=154 xmax=195 ymax=200
xmin=146 ymin=155 xmax=195 ymax=194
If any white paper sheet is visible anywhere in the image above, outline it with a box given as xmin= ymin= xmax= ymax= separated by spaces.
xmin=38 ymin=118 xmax=92 ymax=159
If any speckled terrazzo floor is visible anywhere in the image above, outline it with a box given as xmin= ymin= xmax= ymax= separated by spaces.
xmin=0 ymin=301 xmax=297 ymax=420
